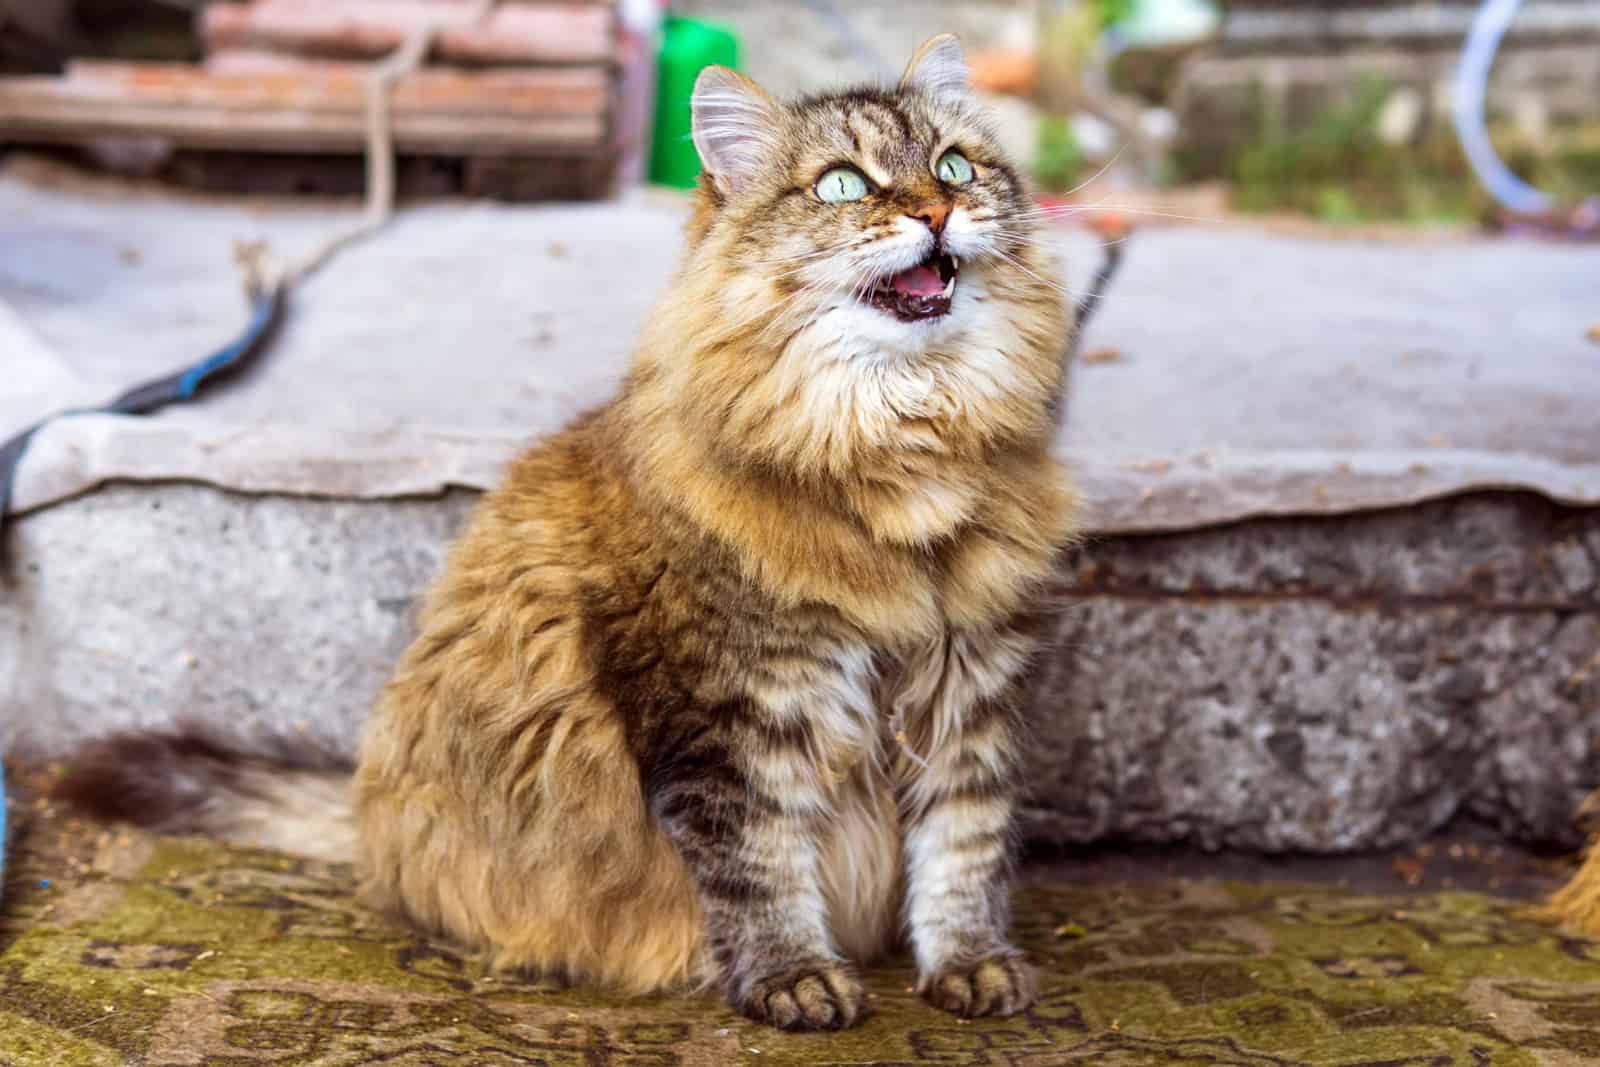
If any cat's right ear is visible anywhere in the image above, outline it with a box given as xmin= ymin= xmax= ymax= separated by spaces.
xmin=691 ymin=66 xmax=779 ymax=197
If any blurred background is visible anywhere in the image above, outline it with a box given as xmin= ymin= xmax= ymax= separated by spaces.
xmin=1 ymin=0 xmax=1596 ymax=229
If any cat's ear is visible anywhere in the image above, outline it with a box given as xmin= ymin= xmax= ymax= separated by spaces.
xmin=691 ymin=66 xmax=779 ymax=197
xmin=900 ymin=34 xmax=970 ymax=101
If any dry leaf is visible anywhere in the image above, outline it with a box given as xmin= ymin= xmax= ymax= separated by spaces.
xmin=1391 ymin=857 xmax=1424 ymax=886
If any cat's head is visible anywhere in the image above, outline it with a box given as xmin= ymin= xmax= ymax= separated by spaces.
xmin=630 ymin=36 xmax=1066 ymax=485
xmin=681 ymin=35 xmax=1054 ymax=361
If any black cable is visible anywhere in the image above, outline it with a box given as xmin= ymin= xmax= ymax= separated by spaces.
xmin=1068 ymin=237 xmax=1126 ymax=362
xmin=0 ymin=284 xmax=286 ymax=550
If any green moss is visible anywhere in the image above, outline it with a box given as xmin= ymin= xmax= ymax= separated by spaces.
xmin=3 ymin=829 xmax=1598 ymax=1066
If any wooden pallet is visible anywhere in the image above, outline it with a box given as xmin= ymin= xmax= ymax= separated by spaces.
xmin=0 ymin=60 xmax=609 ymax=153
xmin=202 ymin=0 xmax=615 ymax=65
xmin=0 ymin=0 xmax=622 ymax=201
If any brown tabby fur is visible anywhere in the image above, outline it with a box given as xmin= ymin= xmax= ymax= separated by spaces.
xmin=59 ymin=36 xmax=1080 ymax=1031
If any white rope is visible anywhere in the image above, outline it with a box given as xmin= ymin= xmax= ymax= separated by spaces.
xmin=237 ymin=0 xmax=499 ymax=296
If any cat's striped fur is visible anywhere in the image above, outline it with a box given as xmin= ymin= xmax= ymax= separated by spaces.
xmin=59 ymin=35 xmax=1080 ymax=1030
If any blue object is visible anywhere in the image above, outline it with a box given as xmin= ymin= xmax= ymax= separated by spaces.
xmin=0 ymin=285 xmax=285 ymax=544
xmin=1452 ymin=0 xmax=1551 ymax=215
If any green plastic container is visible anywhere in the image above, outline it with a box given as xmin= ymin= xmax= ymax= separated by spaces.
xmin=649 ymin=16 xmax=740 ymax=189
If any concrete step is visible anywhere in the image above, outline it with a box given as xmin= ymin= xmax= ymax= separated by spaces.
xmin=2 ymin=157 xmax=1597 ymax=851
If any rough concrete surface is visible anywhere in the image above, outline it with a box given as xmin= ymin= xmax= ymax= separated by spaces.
xmin=1026 ymin=492 xmax=1600 ymax=851
xmin=2 ymin=486 xmax=473 ymax=770
xmin=6 ymin=485 xmax=1596 ymax=853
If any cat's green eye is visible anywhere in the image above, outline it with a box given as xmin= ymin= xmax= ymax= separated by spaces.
xmin=816 ymin=167 xmax=869 ymax=204
xmin=936 ymin=150 xmax=974 ymax=185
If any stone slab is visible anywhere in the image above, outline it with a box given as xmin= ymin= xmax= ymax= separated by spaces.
xmin=1027 ymin=492 xmax=1600 ymax=852
xmin=3 ymin=158 xmax=1597 ymax=536
xmin=5 ymin=484 xmax=1597 ymax=852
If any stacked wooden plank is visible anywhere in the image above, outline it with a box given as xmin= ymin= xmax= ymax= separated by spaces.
xmin=203 ymin=1 xmax=613 ymax=65
xmin=0 ymin=0 xmax=623 ymax=199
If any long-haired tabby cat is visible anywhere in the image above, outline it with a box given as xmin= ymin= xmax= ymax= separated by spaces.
xmin=60 ymin=35 xmax=1080 ymax=1030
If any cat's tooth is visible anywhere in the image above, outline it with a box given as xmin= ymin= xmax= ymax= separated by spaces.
xmin=942 ymin=275 xmax=956 ymax=298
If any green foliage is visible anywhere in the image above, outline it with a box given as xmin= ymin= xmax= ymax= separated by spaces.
xmin=1035 ymin=115 xmax=1085 ymax=193
xmin=1096 ymin=0 xmax=1138 ymax=27
xmin=1215 ymin=74 xmax=1600 ymax=223
xmin=1227 ymin=78 xmax=1484 ymax=222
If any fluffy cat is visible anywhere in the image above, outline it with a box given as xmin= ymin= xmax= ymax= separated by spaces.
xmin=60 ymin=35 xmax=1080 ymax=1030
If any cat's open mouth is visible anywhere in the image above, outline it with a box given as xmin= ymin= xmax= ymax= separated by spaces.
xmin=868 ymin=252 xmax=958 ymax=322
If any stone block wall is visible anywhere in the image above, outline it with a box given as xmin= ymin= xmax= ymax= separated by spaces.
xmin=1022 ymin=491 xmax=1600 ymax=853
xmin=8 ymin=485 xmax=1595 ymax=856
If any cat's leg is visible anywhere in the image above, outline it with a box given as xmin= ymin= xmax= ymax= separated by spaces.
xmin=647 ymin=703 xmax=868 ymax=1031
xmin=894 ymin=627 xmax=1038 ymax=1018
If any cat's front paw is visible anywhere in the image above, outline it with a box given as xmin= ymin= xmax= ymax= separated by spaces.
xmin=736 ymin=960 xmax=867 ymax=1030
xmin=919 ymin=949 xmax=1037 ymax=1018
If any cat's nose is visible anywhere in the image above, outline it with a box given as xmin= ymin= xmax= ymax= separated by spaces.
xmin=909 ymin=203 xmax=951 ymax=235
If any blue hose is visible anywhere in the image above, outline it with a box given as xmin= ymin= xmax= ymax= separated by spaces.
xmin=1451 ymin=0 xmax=1552 ymax=215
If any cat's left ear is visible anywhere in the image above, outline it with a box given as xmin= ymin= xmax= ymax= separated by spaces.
xmin=900 ymin=34 xmax=970 ymax=101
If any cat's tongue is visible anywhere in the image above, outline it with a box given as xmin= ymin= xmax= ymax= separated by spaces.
xmin=888 ymin=263 xmax=946 ymax=298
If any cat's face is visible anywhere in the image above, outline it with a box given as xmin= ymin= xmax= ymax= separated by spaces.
xmin=687 ymin=36 xmax=1044 ymax=362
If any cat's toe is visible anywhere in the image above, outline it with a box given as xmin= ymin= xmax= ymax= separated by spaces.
xmin=920 ymin=950 xmax=1037 ymax=1017
xmin=738 ymin=961 xmax=867 ymax=1030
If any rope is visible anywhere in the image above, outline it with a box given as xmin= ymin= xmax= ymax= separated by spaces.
xmin=241 ymin=0 xmax=499 ymax=296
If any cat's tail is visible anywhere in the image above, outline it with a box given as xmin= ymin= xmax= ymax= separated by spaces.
xmin=54 ymin=724 xmax=357 ymax=863
xmin=1539 ymin=789 xmax=1600 ymax=937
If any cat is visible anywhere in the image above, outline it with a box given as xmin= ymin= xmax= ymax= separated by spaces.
xmin=59 ymin=35 xmax=1081 ymax=1031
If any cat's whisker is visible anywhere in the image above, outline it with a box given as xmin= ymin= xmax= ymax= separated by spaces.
xmin=987 ymin=248 xmax=1089 ymax=302
xmin=1030 ymin=200 xmax=1224 ymax=226
xmin=729 ymin=281 xmax=826 ymax=339
xmin=766 ymin=247 xmax=871 ymax=284
xmin=1054 ymin=143 xmax=1129 ymax=199
xmin=756 ymin=238 xmax=871 ymax=267
xmin=988 ymin=224 xmax=1133 ymax=255
xmin=784 ymin=265 xmax=874 ymax=344
xmin=801 ymin=269 xmax=864 ymax=320
xmin=753 ymin=270 xmax=855 ymax=344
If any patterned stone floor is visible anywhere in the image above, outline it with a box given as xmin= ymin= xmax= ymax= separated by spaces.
xmin=2 ymin=798 xmax=1599 ymax=1066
